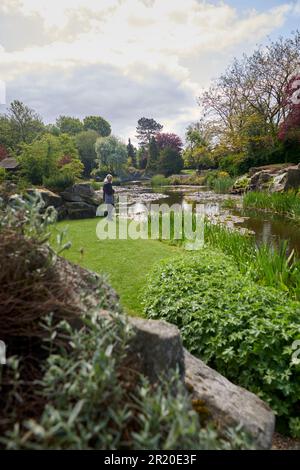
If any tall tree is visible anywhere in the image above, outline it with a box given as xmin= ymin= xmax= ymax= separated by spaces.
xmin=136 ymin=117 xmax=163 ymax=147
xmin=136 ymin=147 xmax=148 ymax=170
xmin=95 ymin=135 xmax=127 ymax=175
xmin=7 ymin=100 xmax=44 ymax=146
xmin=75 ymin=130 xmax=98 ymax=177
xmin=56 ymin=116 xmax=83 ymax=135
xmin=184 ymin=123 xmax=216 ymax=171
xmin=279 ymin=74 xmax=300 ymax=142
xmin=197 ymin=31 xmax=300 ymax=171
xmin=0 ymin=116 xmax=14 ymax=150
xmin=127 ymin=138 xmax=137 ymax=167
xmin=155 ymin=132 xmax=183 ymax=153
xmin=83 ymin=116 xmax=111 ymax=137
xmin=278 ymin=73 xmax=300 ymax=162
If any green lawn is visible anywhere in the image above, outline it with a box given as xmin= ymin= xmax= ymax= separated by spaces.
xmin=51 ymin=218 xmax=182 ymax=316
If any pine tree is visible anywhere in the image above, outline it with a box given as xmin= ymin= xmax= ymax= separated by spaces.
xmin=136 ymin=117 xmax=163 ymax=147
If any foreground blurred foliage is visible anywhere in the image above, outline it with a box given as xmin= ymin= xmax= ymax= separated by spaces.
xmin=0 ymin=194 xmax=253 ymax=449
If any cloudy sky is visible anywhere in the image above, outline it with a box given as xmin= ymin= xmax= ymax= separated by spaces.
xmin=0 ymin=0 xmax=299 ymax=143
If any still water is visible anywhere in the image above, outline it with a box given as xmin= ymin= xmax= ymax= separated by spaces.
xmin=116 ymin=182 xmax=300 ymax=255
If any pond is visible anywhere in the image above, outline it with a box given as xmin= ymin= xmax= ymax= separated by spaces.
xmin=113 ymin=182 xmax=300 ymax=255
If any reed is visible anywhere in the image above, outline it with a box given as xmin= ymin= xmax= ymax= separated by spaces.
xmin=243 ymin=191 xmax=300 ymax=219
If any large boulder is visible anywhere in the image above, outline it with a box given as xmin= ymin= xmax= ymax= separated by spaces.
xmin=247 ymin=164 xmax=300 ymax=193
xmin=249 ymin=171 xmax=273 ymax=191
xmin=285 ymin=167 xmax=300 ymax=190
xmin=63 ymin=201 xmax=97 ymax=219
xmin=270 ymin=166 xmax=300 ymax=192
xmin=270 ymin=173 xmax=287 ymax=193
xmin=27 ymin=188 xmax=63 ymax=208
xmin=28 ymin=184 xmax=102 ymax=220
xmin=184 ymin=350 xmax=275 ymax=450
xmin=61 ymin=183 xmax=101 ymax=206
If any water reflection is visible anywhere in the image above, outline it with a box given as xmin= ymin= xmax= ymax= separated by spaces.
xmin=116 ymin=184 xmax=300 ymax=255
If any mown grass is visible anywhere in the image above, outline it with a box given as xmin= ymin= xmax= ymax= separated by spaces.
xmin=51 ymin=218 xmax=183 ymax=316
xmin=243 ymin=191 xmax=300 ymax=219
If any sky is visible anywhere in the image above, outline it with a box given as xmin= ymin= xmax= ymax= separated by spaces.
xmin=0 ymin=0 xmax=299 ymax=144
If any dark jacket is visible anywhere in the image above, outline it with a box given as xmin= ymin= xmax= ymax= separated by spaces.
xmin=103 ymin=182 xmax=115 ymax=203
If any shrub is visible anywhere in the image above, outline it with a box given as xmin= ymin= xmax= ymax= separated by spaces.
xmin=219 ymin=153 xmax=248 ymax=176
xmin=43 ymin=173 xmax=75 ymax=192
xmin=151 ymin=174 xmax=170 ymax=186
xmin=158 ymin=147 xmax=184 ymax=177
xmin=143 ymin=250 xmax=300 ymax=435
xmin=168 ymin=174 xmax=205 ymax=186
xmin=203 ymin=171 xmax=234 ymax=193
xmin=1 ymin=313 xmax=253 ymax=450
xmin=19 ymin=133 xmax=83 ymax=185
xmin=90 ymin=181 xmax=103 ymax=190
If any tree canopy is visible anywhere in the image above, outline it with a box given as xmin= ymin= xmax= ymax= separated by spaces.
xmin=76 ymin=130 xmax=99 ymax=177
xmin=95 ymin=135 xmax=127 ymax=175
xmin=83 ymin=116 xmax=111 ymax=137
xmin=19 ymin=133 xmax=83 ymax=185
xmin=56 ymin=116 xmax=83 ymax=135
xmin=155 ymin=132 xmax=183 ymax=153
xmin=194 ymin=31 xmax=300 ymax=173
xmin=136 ymin=117 xmax=163 ymax=147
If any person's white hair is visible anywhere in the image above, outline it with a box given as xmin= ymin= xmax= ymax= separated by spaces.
xmin=104 ymin=174 xmax=113 ymax=183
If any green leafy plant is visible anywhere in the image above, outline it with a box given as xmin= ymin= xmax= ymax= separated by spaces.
xmin=143 ymin=250 xmax=300 ymax=435
xmin=43 ymin=173 xmax=75 ymax=192
xmin=0 ymin=194 xmax=253 ymax=449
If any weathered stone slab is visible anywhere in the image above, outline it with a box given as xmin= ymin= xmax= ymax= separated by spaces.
xmin=64 ymin=183 xmax=99 ymax=204
xmin=27 ymin=188 xmax=62 ymax=208
xmin=184 ymin=349 xmax=275 ymax=450
xmin=126 ymin=317 xmax=185 ymax=383
xmin=64 ymin=201 xmax=97 ymax=219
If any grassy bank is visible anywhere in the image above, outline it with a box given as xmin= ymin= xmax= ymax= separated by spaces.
xmin=51 ymin=218 xmax=183 ymax=316
xmin=243 ymin=191 xmax=300 ymax=219
xmin=151 ymin=213 xmax=300 ymax=300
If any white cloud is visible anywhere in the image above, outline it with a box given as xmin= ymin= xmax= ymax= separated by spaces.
xmin=0 ymin=0 xmax=293 ymax=138
xmin=293 ymin=1 xmax=300 ymax=15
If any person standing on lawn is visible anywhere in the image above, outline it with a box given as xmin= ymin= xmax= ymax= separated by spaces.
xmin=103 ymin=174 xmax=115 ymax=219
